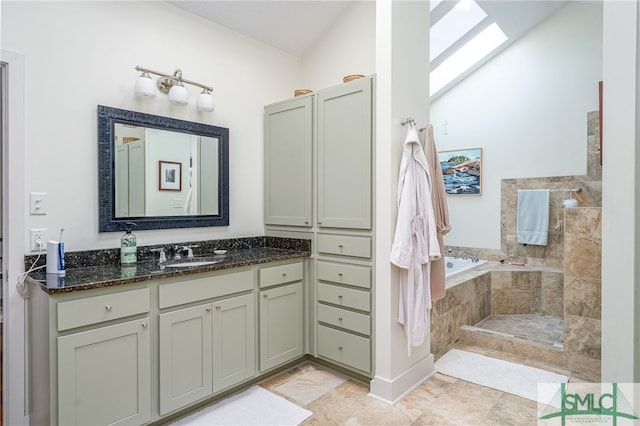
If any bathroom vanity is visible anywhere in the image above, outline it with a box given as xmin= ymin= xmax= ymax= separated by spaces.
xmin=27 ymin=240 xmax=308 ymax=426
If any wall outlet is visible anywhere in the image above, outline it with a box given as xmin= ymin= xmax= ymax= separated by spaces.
xmin=31 ymin=228 xmax=47 ymax=252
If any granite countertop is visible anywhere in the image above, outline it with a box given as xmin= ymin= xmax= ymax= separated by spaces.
xmin=26 ymin=237 xmax=310 ymax=295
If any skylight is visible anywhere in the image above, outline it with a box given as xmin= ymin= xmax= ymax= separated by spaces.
xmin=430 ymin=22 xmax=508 ymax=96
xmin=430 ymin=0 xmax=487 ymax=61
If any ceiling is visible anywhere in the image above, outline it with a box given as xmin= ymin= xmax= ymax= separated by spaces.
xmin=169 ymin=1 xmax=569 ymax=58
xmin=168 ymin=1 xmax=354 ymax=57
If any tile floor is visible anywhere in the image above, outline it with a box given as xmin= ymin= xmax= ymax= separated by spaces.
xmin=473 ymin=314 xmax=564 ymax=349
xmin=258 ymin=343 xmax=594 ymax=426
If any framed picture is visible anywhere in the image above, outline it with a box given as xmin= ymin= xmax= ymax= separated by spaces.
xmin=437 ymin=147 xmax=482 ymax=195
xmin=159 ymin=161 xmax=182 ymax=191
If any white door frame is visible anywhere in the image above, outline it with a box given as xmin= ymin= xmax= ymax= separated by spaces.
xmin=1 ymin=49 xmax=28 ymax=426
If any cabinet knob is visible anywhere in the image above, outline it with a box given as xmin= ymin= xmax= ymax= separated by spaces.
xmin=305 ymin=221 xmax=309 ymax=225
xmin=338 ymin=272 xmax=343 ymax=278
xmin=318 ymin=221 xmax=322 ymax=225
xmin=105 ymin=305 xmax=112 ymax=312
xmin=338 ymin=317 xmax=343 ymax=322
xmin=282 ymin=273 xmax=287 ymax=278
xmin=263 ymin=294 xmax=268 ymax=298
xmin=206 ymin=307 xmax=212 ymax=312
xmin=338 ymin=244 xmax=344 ymax=249
xmin=215 ymin=305 xmax=221 ymax=310
xmin=338 ymin=295 xmax=343 ymax=300
xmin=141 ymin=323 xmax=148 ymax=328
xmin=338 ymin=346 xmax=343 ymax=351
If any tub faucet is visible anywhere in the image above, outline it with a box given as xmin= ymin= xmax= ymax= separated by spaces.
xmin=456 ymin=250 xmax=479 ymax=263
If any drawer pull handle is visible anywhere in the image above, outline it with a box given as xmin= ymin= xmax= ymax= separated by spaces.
xmin=206 ymin=308 xmax=212 ymax=312
xmin=338 ymin=346 xmax=343 ymax=351
xmin=141 ymin=323 xmax=148 ymax=328
xmin=338 ymin=273 xmax=343 ymax=278
xmin=282 ymin=273 xmax=287 ymax=277
xmin=318 ymin=221 xmax=322 ymax=225
xmin=263 ymin=294 xmax=268 ymax=299
xmin=105 ymin=305 xmax=112 ymax=312
xmin=338 ymin=244 xmax=344 ymax=248
xmin=215 ymin=305 xmax=221 ymax=310
xmin=338 ymin=317 xmax=343 ymax=322
xmin=338 ymin=295 xmax=343 ymax=300
xmin=305 ymin=221 xmax=309 ymax=225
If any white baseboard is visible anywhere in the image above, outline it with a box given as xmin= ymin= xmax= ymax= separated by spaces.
xmin=368 ymin=354 xmax=435 ymax=405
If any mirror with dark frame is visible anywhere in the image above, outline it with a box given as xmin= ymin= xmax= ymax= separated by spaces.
xmin=98 ymin=105 xmax=229 ymax=232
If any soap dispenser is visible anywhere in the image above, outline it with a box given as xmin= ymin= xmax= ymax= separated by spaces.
xmin=120 ymin=222 xmax=138 ymax=264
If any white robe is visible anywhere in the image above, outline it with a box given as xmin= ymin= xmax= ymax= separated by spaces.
xmin=390 ymin=126 xmax=441 ymax=356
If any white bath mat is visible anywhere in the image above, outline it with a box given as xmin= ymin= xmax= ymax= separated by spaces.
xmin=170 ymin=385 xmax=312 ymax=426
xmin=434 ymin=348 xmax=568 ymax=402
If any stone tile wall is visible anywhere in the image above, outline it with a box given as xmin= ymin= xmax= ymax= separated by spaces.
xmin=564 ymin=207 xmax=602 ymax=381
xmin=490 ymin=270 xmax=563 ymax=316
xmin=430 ymin=272 xmax=491 ymax=357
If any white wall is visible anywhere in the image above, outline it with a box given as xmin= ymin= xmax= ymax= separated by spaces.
xmin=430 ymin=2 xmax=602 ymax=250
xmin=2 ymin=1 xmax=303 ymax=253
xmin=601 ymin=0 xmax=639 ymax=383
xmin=302 ymin=1 xmax=376 ymax=89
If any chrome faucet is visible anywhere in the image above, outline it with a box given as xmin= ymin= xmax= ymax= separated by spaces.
xmin=455 ymin=250 xmax=479 ymax=263
xmin=171 ymin=245 xmax=199 ymax=259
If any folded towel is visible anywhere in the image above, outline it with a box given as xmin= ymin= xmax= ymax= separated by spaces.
xmin=517 ymin=189 xmax=550 ymax=246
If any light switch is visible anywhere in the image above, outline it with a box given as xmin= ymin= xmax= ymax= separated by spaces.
xmin=30 ymin=192 xmax=47 ymax=215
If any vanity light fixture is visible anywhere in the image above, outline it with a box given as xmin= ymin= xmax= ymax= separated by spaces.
xmin=134 ymin=66 xmax=215 ymax=112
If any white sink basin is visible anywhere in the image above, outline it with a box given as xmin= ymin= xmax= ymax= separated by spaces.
xmin=165 ymin=260 xmax=219 ymax=268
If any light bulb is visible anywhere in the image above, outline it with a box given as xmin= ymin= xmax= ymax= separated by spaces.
xmin=134 ymin=72 xmax=156 ymax=98
xmin=168 ymin=83 xmax=188 ymax=105
xmin=196 ymin=90 xmax=215 ymax=112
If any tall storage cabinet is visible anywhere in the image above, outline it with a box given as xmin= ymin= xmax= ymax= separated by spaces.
xmin=317 ymin=79 xmax=372 ymax=230
xmin=264 ymin=75 xmax=375 ymax=377
xmin=264 ymin=96 xmax=313 ymax=227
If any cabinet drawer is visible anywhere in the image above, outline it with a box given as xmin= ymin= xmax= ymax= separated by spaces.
xmin=317 ymin=283 xmax=370 ymax=313
xmin=259 ymin=262 xmax=303 ymax=288
xmin=317 ymin=304 xmax=370 ymax=335
xmin=58 ymin=288 xmax=150 ymax=331
xmin=317 ymin=234 xmax=371 ymax=258
xmin=317 ymin=325 xmax=370 ymax=373
xmin=317 ymin=261 xmax=370 ymax=289
xmin=159 ymin=270 xmax=253 ymax=309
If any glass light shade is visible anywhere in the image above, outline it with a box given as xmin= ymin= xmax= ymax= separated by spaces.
xmin=168 ymin=84 xmax=188 ymax=105
xmin=134 ymin=73 xmax=156 ymax=98
xmin=196 ymin=91 xmax=215 ymax=112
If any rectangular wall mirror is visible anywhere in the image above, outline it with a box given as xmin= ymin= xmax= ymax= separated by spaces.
xmin=98 ymin=105 xmax=229 ymax=232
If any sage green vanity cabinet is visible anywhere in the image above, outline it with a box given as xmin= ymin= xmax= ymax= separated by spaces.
xmin=29 ymin=287 xmax=153 ymax=426
xmin=58 ymin=317 xmax=152 ymax=426
xmin=159 ymin=303 xmax=213 ymax=415
xmin=158 ymin=270 xmax=256 ymax=416
xmin=259 ymin=263 xmax=305 ymax=371
xmin=264 ymin=96 xmax=313 ymax=227
xmin=29 ymin=256 xmax=306 ymax=426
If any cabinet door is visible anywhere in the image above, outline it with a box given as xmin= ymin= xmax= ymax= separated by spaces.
xmin=264 ymin=97 xmax=313 ymax=227
xmin=259 ymin=282 xmax=304 ymax=371
xmin=212 ymin=293 xmax=256 ymax=392
xmin=317 ymin=78 xmax=372 ymax=229
xmin=58 ymin=318 xmax=151 ymax=426
xmin=159 ymin=304 xmax=213 ymax=415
